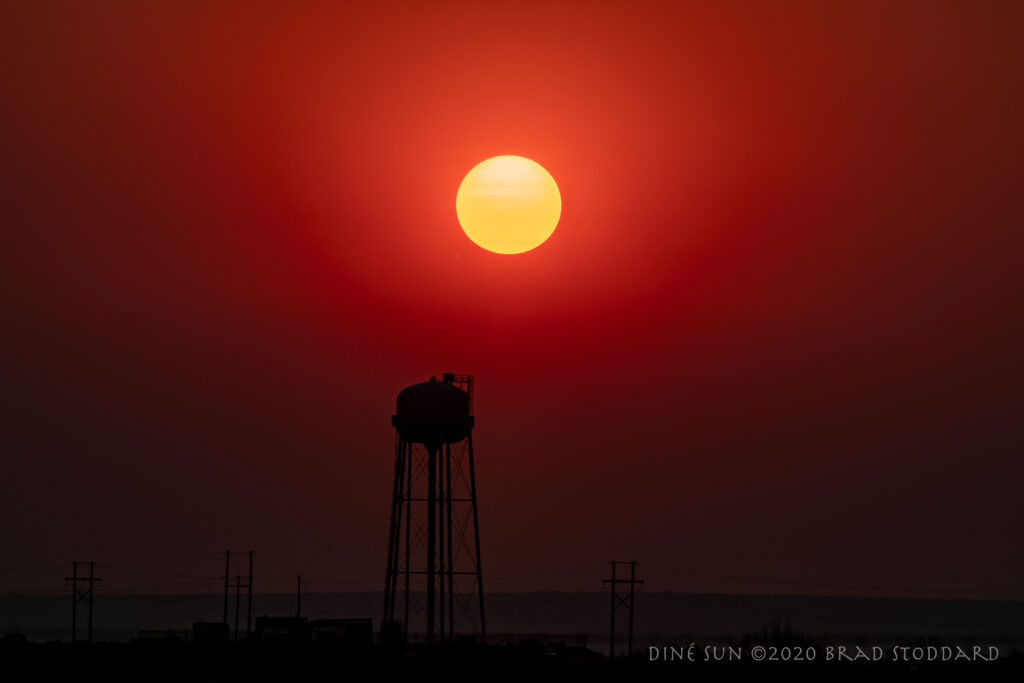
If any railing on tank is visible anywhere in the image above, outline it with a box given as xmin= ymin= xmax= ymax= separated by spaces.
xmin=442 ymin=373 xmax=474 ymax=415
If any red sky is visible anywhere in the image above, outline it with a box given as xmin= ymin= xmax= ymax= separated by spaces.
xmin=2 ymin=1 xmax=1022 ymax=597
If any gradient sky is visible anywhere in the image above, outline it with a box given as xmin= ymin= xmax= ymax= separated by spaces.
xmin=2 ymin=1 xmax=1022 ymax=598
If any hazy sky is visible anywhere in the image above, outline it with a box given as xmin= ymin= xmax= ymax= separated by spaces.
xmin=2 ymin=1 xmax=1022 ymax=598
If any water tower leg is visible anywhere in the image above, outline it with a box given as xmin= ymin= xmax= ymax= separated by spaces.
xmin=404 ymin=443 xmax=411 ymax=636
xmin=426 ymin=444 xmax=437 ymax=643
xmin=383 ymin=437 xmax=406 ymax=629
xmin=446 ymin=442 xmax=455 ymax=641
xmin=438 ymin=444 xmax=445 ymax=642
xmin=391 ymin=442 xmax=406 ymax=624
xmin=467 ymin=433 xmax=486 ymax=642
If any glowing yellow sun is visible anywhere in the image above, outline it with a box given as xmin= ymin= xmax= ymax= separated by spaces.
xmin=456 ymin=155 xmax=561 ymax=254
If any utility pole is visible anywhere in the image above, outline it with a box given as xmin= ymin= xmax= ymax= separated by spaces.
xmin=223 ymin=551 xmax=230 ymax=624
xmin=234 ymin=575 xmax=242 ymax=641
xmin=221 ymin=550 xmax=252 ymax=640
xmin=65 ymin=561 xmax=101 ymax=643
xmin=603 ymin=561 xmax=643 ymax=658
xmin=296 ymin=575 xmax=302 ymax=618
xmin=247 ymin=551 xmax=253 ymax=638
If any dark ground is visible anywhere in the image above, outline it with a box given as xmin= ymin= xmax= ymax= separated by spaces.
xmin=2 ymin=633 xmax=1022 ymax=682
xmin=4 ymin=592 xmax=1023 ymax=680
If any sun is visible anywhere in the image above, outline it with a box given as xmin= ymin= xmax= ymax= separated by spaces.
xmin=456 ymin=156 xmax=561 ymax=254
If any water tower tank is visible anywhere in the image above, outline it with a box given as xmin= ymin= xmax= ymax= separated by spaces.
xmin=391 ymin=376 xmax=473 ymax=446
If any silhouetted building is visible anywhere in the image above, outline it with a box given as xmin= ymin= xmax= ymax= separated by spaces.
xmin=192 ymin=621 xmax=229 ymax=644
xmin=253 ymin=616 xmax=310 ymax=643
xmin=311 ymin=618 xmax=372 ymax=646
xmin=137 ymin=629 xmax=188 ymax=642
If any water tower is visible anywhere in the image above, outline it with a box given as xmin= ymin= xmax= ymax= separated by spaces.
xmin=383 ymin=373 xmax=486 ymax=643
